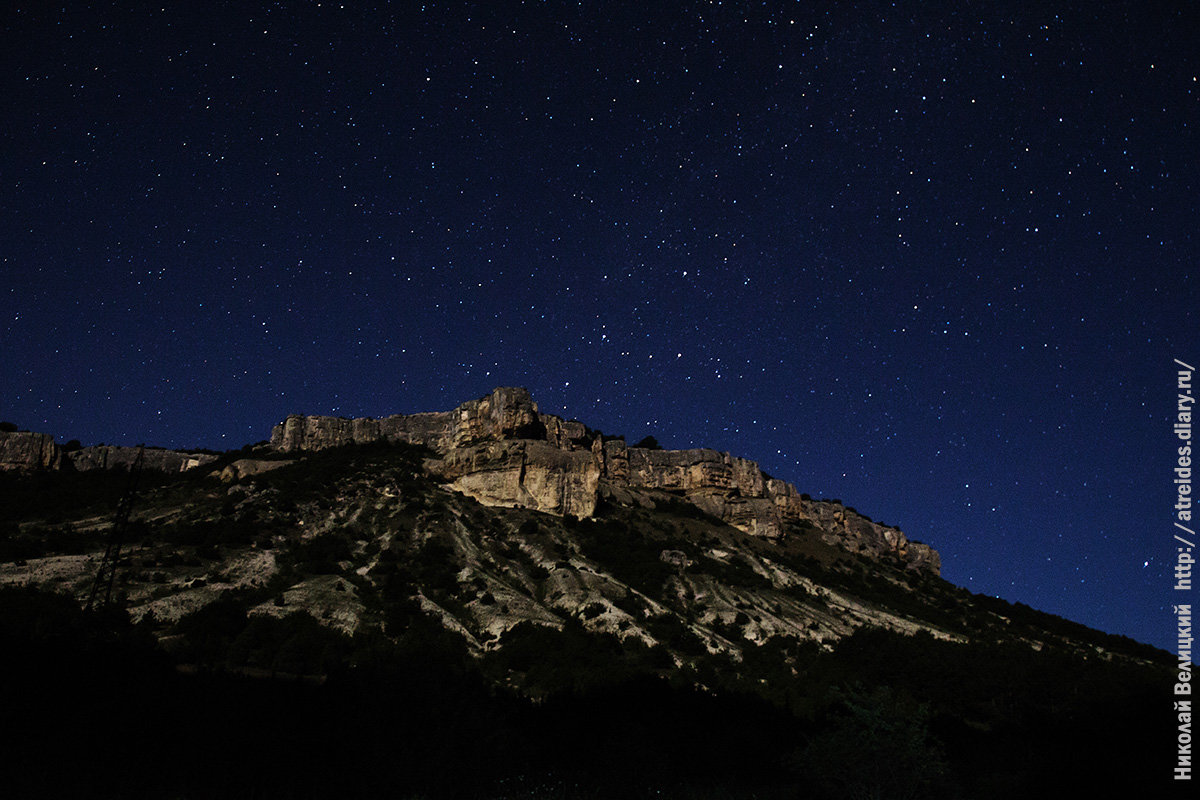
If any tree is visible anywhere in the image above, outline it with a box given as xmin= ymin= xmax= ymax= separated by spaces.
xmin=634 ymin=435 xmax=662 ymax=450
xmin=798 ymin=685 xmax=951 ymax=800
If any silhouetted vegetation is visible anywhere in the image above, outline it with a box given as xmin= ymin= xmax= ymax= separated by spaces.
xmin=246 ymin=439 xmax=432 ymax=507
xmin=570 ymin=516 xmax=677 ymax=595
xmin=0 ymin=466 xmax=185 ymax=522
xmin=797 ymin=685 xmax=950 ymax=799
xmin=693 ymin=552 xmax=773 ymax=589
xmin=0 ymin=520 xmax=108 ymax=561
xmin=485 ymin=618 xmax=672 ymax=695
xmin=155 ymin=516 xmax=264 ymax=549
xmin=0 ymin=574 xmax=1176 ymax=799
xmin=283 ymin=531 xmax=354 ymax=575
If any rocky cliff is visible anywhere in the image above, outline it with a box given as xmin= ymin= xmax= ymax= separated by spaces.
xmin=66 ymin=445 xmax=217 ymax=474
xmin=271 ymin=388 xmax=940 ymax=574
xmin=0 ymin=431 xmax=62 ymax=471
xmin=0 ymin=430 xmax=217 ymax=474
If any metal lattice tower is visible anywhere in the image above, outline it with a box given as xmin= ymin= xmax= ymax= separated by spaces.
xmin=85 ymin=445 xmax=145 ymax=611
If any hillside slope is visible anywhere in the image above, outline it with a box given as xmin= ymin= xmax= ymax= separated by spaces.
xmin=0 ymin=397 xmax=1176 ymax=798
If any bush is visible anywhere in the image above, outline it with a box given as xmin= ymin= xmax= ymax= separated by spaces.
xmin=173 ymin=596 xmax=250 ymax=665
xmin=571 ymin=519 xmax=675 ymax=596
xmin=487 ymin=618 xmax=668 ymax=694
xmin=797 ymin=685 xmax=950 ymax=800
xmin=285 ymin=533 xmax=353 ymax=575
xmin=227 ymin=611 xmax=350 ymax=675
xmin=582 ymin=602 xmax=606 ymax=619
xmin=645 ymin=614 xmax=708 ymax=657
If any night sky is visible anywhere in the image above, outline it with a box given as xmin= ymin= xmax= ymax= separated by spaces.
xmin=3 ymin=1 xmax=1195 ymax=652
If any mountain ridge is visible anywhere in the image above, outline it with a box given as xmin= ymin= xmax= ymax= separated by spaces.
xmin=270 ymin=386 xmax=940 ymax=575
xmin=0 ymin=389 xmax=1174 ymax=798
xmin=0 ymin=387 xmax=1166 ymax=669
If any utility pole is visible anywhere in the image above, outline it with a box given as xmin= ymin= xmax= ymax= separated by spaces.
xmin=85 ymin=445 xmax=145 ymax=612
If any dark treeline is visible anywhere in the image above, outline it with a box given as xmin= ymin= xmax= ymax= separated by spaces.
xmin=0 ymin=585 xmax=1181 ymax=799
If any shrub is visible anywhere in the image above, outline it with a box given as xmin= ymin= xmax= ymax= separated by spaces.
xmin=285 ymin=533 xmax=353 ymax=575
xmin=582 ymin=602 xmax=606 ymax=619
xmin=227 ymin=611 xmax=350 ymax=675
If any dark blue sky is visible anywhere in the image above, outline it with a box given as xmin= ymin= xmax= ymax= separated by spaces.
xmin=2 ymin=1 xmax=1195 ymax=651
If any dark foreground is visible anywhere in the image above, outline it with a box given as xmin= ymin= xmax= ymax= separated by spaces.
xmin=1 ymin=586 xmax=1188 ymax=799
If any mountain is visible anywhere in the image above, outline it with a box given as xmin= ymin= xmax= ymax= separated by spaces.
xmin=0 ymin=389 xmax=1177 ymax=799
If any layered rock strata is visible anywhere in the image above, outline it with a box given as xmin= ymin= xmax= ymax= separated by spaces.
xmin=0 ymin=430 xmax=216 ymax=474
xmin=272 ymin=388 xmax=941 ymax=574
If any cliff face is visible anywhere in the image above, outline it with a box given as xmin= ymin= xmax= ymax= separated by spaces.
xmin=271 ymin=388 xmax=941 ymax=574
xmin=434 ymin=440 xmax=601 ymax=520
xmin=0 ymin=430 xmax=216 ymax=474
xmin=271 ymin=410 xmax=455 ymax=453
xmin=67 ymin=445 xmax=217 ymax=473
xmin=271 ymin=386 xmax=553 ymax=454
xmin=0 ymin=431 xmax=62 ymax=471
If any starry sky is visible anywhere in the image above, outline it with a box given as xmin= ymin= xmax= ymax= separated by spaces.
xmin=2 ymin=1 xmax=1196 ymax=651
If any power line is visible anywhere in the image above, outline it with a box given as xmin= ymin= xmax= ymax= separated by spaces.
xmin=85 ymin=445 xmax=145 ymax=612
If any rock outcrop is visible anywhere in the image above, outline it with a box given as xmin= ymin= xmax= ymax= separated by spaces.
xmin=218 ymin=458 xmax=295 ymax=482
xmin=0 ymin=431 xmax=62 ymax=471
xmin=271 ymin=387 xmax=558 ymax=454
xmin=271 ymin=409 xmax=455 ymax=454
xmin=67 ymin=445 xmax=217 ymax=473
xmin=271 ymin=388 xmax=941 ymax=575
xmin=434 ymin=439 xmax=601 ymax=519
xmin=0 ymin=430 xmax=216 ymax=474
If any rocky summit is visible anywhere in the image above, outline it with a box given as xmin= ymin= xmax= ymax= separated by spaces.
xmin=272 ymin=387 xmax=940 ymax=574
